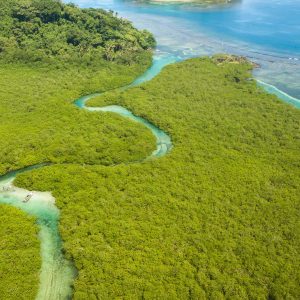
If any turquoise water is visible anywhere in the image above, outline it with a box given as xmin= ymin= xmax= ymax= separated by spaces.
xmin=71 ymin=0 xmax=300 ymax=104
xmin=75 ymin=55 xmax=175 ymax=157
xmin=85 ymin=105 xmax=172 ymax=157
xmin=257 ymin=80 xmax=300 ymax=109
xmin=0 ymin=55 xmax=174 ymax=300
xmin=0 ymin=168 xmax=76 ymax=300
xmin=1 ymin=1 xmax=299 ymax=298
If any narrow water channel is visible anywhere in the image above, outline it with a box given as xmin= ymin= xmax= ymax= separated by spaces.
xmin=2 ymin=0 xmax=300 ymax=298
xmin=0 ymin=56 xmax=174 ymax=300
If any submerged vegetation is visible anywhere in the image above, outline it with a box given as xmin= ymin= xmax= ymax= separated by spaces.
xmin=0 ymin=205 xmax=40 ymax=299
xmin=15 ymin=58 xmax=300 ymax=299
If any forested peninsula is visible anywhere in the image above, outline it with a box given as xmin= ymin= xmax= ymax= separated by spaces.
xmin=0 ymin=0 xmax=155 ymax=64
xmin=0 ymin=0 xmax=157 ymax=174
xmin=1 ymin=0 xmax=300 ymax=299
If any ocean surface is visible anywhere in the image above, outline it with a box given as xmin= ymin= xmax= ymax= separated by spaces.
xmin=70 ymin=0 xmax=300 ymax=103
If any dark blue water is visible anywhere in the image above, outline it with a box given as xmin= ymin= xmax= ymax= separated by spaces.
xmin=82 ymin=0 xmax=300 ymax=54
xmin=71 ymin=0 xmax=300 ymax=102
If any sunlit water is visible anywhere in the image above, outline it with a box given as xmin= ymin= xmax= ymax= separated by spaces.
xmin=75 ymin=56 xmax=175 ymax=157
xmin=0 ymin=57 xmax=174 ymax=300
xmin=1 ymin=1 xmax=299 ymax=298
xmin=0 ymin=166 xmax=76 ymax=300
xmin=71 ymin=0 xmax=300 ymax=106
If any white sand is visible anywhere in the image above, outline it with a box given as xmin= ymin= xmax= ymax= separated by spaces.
xmin=0 ymin=178 xmax=55 ymax=206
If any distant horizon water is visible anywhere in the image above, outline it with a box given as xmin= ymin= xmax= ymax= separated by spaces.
xmin=69 ymin=0 xmax=300 ymax=104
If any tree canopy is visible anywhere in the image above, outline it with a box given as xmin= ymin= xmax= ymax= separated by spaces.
xmin=0 ymin=205 xmax=40 ymax=299
xmin=16 ymin=58 xmax=300 ymax=299
xmin=0 ymin=1 xmax=155 ymax=298
xmin=1 ymin=1 xmax=299 ymax=299
xmin=0 ymin=0 xmax=155 ymax=64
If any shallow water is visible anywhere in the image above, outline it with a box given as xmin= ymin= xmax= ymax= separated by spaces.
xmin=1 ymin=1 xmax=299 ymax=298
xmin=0 ymin=172 xmax=76 ymax=300
xmin=0 ymin=56 xmax=174 ymax=300
xmin=88 ymin=105 xmax=173 ymax=156
xmin=71 ymin=0 xmax=300 ymax=104
xmin=75 ymin=55 xmax=175 ymax=157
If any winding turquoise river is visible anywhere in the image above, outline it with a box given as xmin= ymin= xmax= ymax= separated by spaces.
xmin=73 ymin=0 xmax=300 ymax=107
xmin=0 ymin=58 xmax=173 ymax=300
xmin=1 ymin=0 xmax=299 ymax=299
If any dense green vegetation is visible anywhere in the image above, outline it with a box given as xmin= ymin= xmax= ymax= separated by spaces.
xmin=0 ymin=63 xmax=155 ymax=175
xmin=0 ymin=0 xmax=156 ymax=175
xmin=0 ymin=0 xmax=157 ymax=298
xmin=0 ymin=205 xmax=41 ymax=299
xmin=15 ymin=58 xmax=300 ymax=299
xmin=1 ymin=1 xmax=299 ymax=299
xmin=0 ymin=0 xmax=155 ymax=65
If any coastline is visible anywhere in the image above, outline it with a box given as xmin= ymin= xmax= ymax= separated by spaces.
xmin=1 ymin=0 xmax=300 ymax=297
xmin=256 ymin=79 xmax=300 ymax=108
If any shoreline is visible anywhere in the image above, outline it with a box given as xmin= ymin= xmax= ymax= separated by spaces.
xmin=0 ymin=54 xmax=299 ymax=299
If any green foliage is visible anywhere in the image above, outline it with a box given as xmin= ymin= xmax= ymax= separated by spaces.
xmin=0 ymin=61 xmax=155 ymax=175
xmin=0 ymin=2 xmax=155 ymax=297
xmin=15 ymin=58 xmax=300 ymax=299
xmin=0 ymin=205 xmax=41 ymax=300
xmin=0 ymin=0 xmax=155 ymax=64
